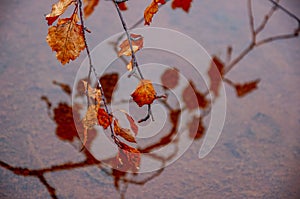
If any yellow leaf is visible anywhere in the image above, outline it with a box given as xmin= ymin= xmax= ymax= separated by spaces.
xmin=81 ymin=80 xmax=101 ymax=104
xmin=46 ymin=0 xmax=75 ymax=25
xmin=46 ymin=14 xmax=86 ymax=65
xmin=82 ymin=105 xmax=98 ymax=129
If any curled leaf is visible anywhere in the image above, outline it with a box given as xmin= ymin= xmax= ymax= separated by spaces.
xmin=118 ymin=34 xmax=143 ymax=56
xmin=171 ymin=0 xmax=193 ymax=12
xmin=81 ymin=80 xmax=101 ymax=104
xmin=46 ymin=14 xmax=85 ymax=65
xmin=83 ymin=0 xmax=99 ymax=19
xmin=144 ymin=0 xmax=166 ymax=25
xmin=82 ymin=105 xmax=98 ymax=129
xmin=46 ymin=0 xmax=75 ymax=25
xmin=161 ymin=67 xmax=179 ymax=89
xmin=208 ymin=56 xmax=224 ymax=97
xmin=114 ymin=119 xmax=136 ymax=143
xmin=235 ymin=79 xmax=260 ymax=97
xmin=97 ymin=108 xmax=113 ymax=129
xmin=131 ymin=80 xmax=157 ymax=107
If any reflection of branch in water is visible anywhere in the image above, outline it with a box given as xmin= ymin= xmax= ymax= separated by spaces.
xmin=0 ymin=79 xmax=181 ymax=199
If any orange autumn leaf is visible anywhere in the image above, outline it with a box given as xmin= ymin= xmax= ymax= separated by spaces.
xmin=208 ymin=56 xmax=225 ymax=97
xmin=118 ymin=34 xmax=143 ymax=56
xmin=131 ymin=80 xmax=157 ymax=107
xmin=46 ymin=0 xmax=75 ymax=25
xmin=97 ymin=108 xmax=112 ymax=129
xmin=171 ymin=0 xmax=193 ymax=12
xmin=114 ymin=119 xmax=136 ymax=143
xmin=161 ymin=67 xmax=180 ymax=89
xmin=235 ymin=79 xmax=260 ymax=97
xmin=83 ymin=0 xmax=100 ymax=19
xmin=116 ymin=141 xmax=140 ymax=172
xmin=46 ymin=14 xmax=85 ymax=65
xmin=144 ymin=0 xmax=166 ymax=25
xmin=183 ymin=81 xmax=208 ymax=110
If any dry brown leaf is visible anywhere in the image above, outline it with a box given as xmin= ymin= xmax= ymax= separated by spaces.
xmin=118 ymin=34 xmax=143 ymax=56
xmin=46 ymin=14 xmax=85 ymax=65
xmin=208 ymin=56 xmax=224 ymax=97
xmin=116 ymin=141 xmax=140 ymax=172
xmin=46 ymin=0 xmax=75 ymax=25
xmin=131 ymin=80 xmax=157 ymax=107
xmin=171 ymin=0 xmax=193 ymax=12
xmin=83 ymin=0 xmax=99 ymax=19
xmin=114 ymin=119 xmax=136 ymax=143
xmin=144 ymin=0 xmax=166 ymax=25
xmin=235 ymin=79 xmax=260 ymax=97
xmin=82 ymin=105 xmax=98 ymax=129
xmin=81 ymin=80 xmax=101 ymax=104
xmin=97 ymin=108 xmax=112 ymax=129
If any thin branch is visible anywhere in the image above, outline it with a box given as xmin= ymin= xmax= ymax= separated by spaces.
xmin=256 ymin=32 xmax=299 ymax=46
xmin=112 ymin=0 xmax=154 ymax=122
xmin=267 ymin=0 xmax=300 ymax=30
xmin=247 ymin=0 xmax=255 ymax=42
xmin=255 ymin=0 xmax=278 ymax=34
xmin=77 ymin=0 xmax=117 ymax=142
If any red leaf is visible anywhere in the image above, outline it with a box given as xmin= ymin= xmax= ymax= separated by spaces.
xmin=171 ymin=0 xmax=193 ymax=12
xmin=97 ymin=108 xmax=112 ymax=129
xmin=118 ymin=2 xmax=127 ymax=11
xmin=208 ymin=56 xmax=224 ymax=97
xmin=235 ymin=79 xmax=260 ymax=97
xmin=161 ymin=68 xmax=179 ymax=89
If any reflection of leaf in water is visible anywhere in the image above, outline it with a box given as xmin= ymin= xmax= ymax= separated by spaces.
xmin=188 ymin=116 xmax=205 ymax=140
xmin=208 ymin=56 xmax=224 ymax=97
xmin=183 ymin=81 xmax=208 ymax=110
xmin=235 ymin=79 xmax=260 ymax=97
xmin=98 ymin=73 xmax=119 ymax=104
xmin=161 ymin=67 xmax=179 ymax=89
xmin=54 ymin=102 xmax=78 ymax=142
